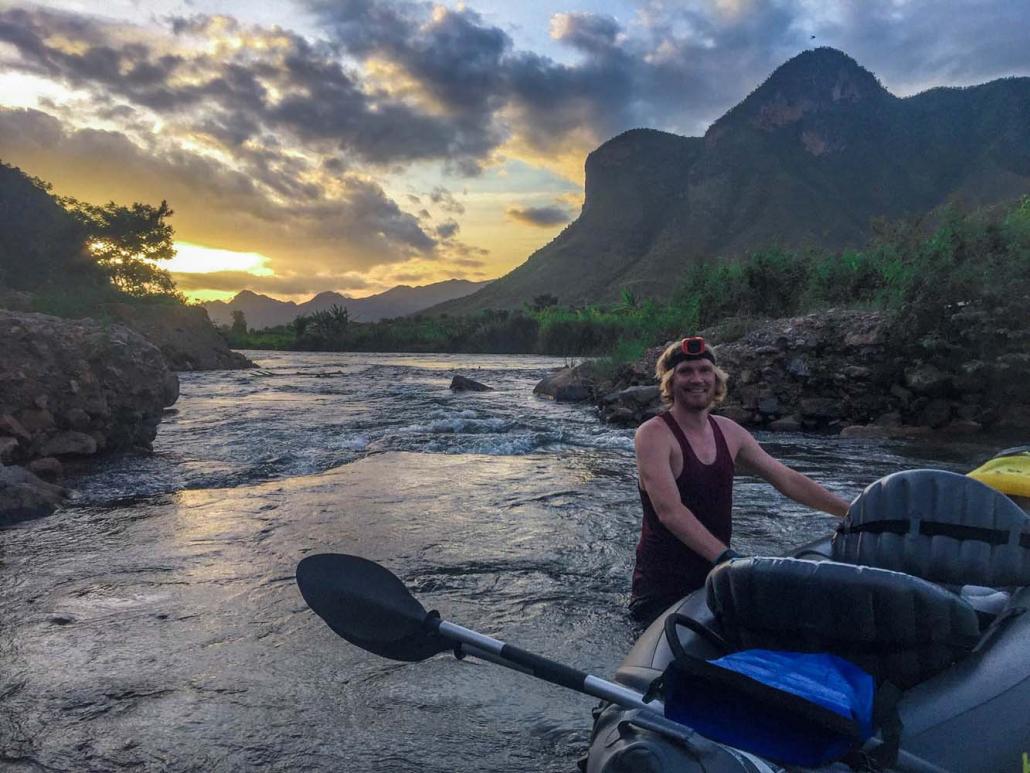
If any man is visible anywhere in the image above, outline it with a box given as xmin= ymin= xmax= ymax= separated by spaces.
xmin=630 ymin=336 xmax=850 ymax=625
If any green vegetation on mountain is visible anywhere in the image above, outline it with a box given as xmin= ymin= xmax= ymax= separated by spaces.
xmin=430 ymin=48 xmax=1030 ymax=315
xmin=0 ymin=161 xmax=181 ymax=317
xmin=226 ymin=196 xmax=1030 ymax=364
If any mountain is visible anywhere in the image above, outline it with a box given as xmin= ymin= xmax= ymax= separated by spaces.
xmin=203 ymin=278 xmax=492 ymax=329
xmin=429 ymin=48 xmax=1030 ymax=314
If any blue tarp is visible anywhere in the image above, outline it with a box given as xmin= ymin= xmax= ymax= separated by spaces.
xmin=664 ymin=649 xmax=876 ymax=767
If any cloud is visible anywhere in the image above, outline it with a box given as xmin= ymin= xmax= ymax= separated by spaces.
xmin=506 ymin=204 xmax=572 ymax=227
xmin=549 ymin=12 xmax=621 ymax=54
xmin=428 ymin=186 xmax=465 ymax=214
xmin=0 ymin=106 xmax=435 ymax=272
xmin=2 ymin=0 xmax=1029 ymax=299
xmin=435 ymin=219 xmax=459 ymax=238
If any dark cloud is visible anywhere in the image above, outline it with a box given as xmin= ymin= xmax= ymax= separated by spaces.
xmin=506 ymin=204 xmax=572 ymax=227
xmin=0 ymin=7 xmax=487 ymax=165
xmin=428 ymin=186 xmax=465 ymax=214
xmin=3 ymin=0 xmax=1029 ymax=185
xmin=0 ymin=107 xmax=435 ymax=271
xmin=435 ymin=219 xmax=459 ymax=239
xmin=549 ymin=12 xmax=620 ymax=55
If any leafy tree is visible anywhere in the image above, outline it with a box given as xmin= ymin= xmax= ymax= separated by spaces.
xmin=62 ymin=198 xmax=179 ymax=296
xmin=231 ymin=310 xmax=248 ymax=336
xmin=0 ymin=162 xmax=94 ymax=290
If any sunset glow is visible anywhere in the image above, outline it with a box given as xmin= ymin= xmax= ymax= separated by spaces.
xmin=166 ymin=243 xmax=275 ymax=276
xmin=2 ymin=1 xmax=1028 ymax=302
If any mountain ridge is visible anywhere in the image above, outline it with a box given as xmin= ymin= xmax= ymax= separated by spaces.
xmin=428 ymin=48 xmax=1030 ymax=315
xmin=203 ymin=278 xmax=491 ymax=329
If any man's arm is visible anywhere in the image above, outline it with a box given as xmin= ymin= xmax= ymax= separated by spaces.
xmin=635 ymin=421 xmax=728 ymax=561
xmin=733 ymin=427 xmax=850 ymax=517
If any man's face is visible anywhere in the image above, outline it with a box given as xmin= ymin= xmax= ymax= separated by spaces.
xmin=671 ymin=359 xmax=716 ymax=410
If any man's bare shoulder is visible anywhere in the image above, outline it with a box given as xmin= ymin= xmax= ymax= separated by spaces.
xmin=634 ymin=414 xmax=672 ymax=445
xmin=711 ymin=414 xmax=756 ymax=454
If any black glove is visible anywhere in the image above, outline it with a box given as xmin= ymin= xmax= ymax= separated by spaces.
xmin=713 ymin=547 xmax=741 ymax=566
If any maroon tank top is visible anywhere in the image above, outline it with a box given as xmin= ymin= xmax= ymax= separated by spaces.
xmin=631 ymin=413 xmax=734 ymax=603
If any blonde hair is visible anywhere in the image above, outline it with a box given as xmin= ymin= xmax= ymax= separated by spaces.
xmin=656 ymin=340 xmax=729 ymax=407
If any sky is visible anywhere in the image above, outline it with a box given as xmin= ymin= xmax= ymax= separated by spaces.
xmin=1 ymin=1 xmax=1029 ymax=302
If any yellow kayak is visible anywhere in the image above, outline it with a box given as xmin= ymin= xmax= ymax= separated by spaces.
xmin=967 ymin=446 xmax=1030 ymax=498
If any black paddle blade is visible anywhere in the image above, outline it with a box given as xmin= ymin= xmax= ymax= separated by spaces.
xmin=296 ymin=553 xmax=449 ymax=662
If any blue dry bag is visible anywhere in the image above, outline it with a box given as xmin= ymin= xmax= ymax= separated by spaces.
xmin=659 ymin=614 xmax=877 ymax=767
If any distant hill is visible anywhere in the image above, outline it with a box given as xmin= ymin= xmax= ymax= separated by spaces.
xmin=430 ymin=48 xmax=1030 ymax=314
xmin=203 ymin=279 xmax=492 ymax=329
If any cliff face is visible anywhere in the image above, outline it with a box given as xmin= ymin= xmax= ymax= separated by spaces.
xmin=434 ymin=49 xmax=1030 ymax=313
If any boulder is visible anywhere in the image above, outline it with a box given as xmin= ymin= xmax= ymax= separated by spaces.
xmin=0 ymin=436 xmax=19 ymax=464
xmin=38 ymin=431 xmax=98 ymax=457
xmin=600 ymin=385 xmax=663 ymax=425
xmin=533 ymin=366 xmax=592 ymax=402
xmin=768 ymin=416 xmax=802 ymax=431
xmin=27 ymin=457 xmax=62 ymax=481
xmin=0 ymin=311 xmax=179 ymax=468
xmin=0 ymin=464 xmax=67 ymax=524
xmin=921 ymin=398 xmax=952 ymax=429
xmin=102 ymin=302 xmax=254 ymax=371
xmin=450 ymin=375 xmax=493 ymax=392
xmin=799 ymin=398 xmax=841 ymax=419
xmin=904 ymin=364 xmax=950 ymax=395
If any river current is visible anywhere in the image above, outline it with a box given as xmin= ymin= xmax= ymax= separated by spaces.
xmin=0 ymin=351 xmax=1006 ymax=772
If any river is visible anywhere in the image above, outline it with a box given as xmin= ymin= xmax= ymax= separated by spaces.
xmin=0 ymin=351 xmax=1007 ymax=772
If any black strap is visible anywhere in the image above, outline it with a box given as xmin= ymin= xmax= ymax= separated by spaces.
xmin=838 ymin=518 xmax=1030 ymax=548
xmin=664 ymin=612 xmax=731 ymax=658
xmin=840 ymin=681 xmax=903 ymax=772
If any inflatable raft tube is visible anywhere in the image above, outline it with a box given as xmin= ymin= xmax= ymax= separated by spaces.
xmin=586 ymin=470 xmax=1030 ymax=772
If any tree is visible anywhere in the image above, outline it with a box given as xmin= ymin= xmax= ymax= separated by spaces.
xmin=618 ymin=288 xmax=639 ymax=311
xmin=307 ymin=304 xmax=349 ymax=345
xmin=231 ymin=310 xmax=248 ymax=336
xmin=531 ymin=293 xmax=559 ymax=311
xmin=0 ymin=162 xmax=94 ymax=290
xmin=63 ymin=197 xmax=179 ymax=296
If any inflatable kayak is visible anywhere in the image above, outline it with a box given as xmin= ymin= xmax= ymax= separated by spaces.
xmin=585 ymin=467 xmax=1030 ymax=772
xmin=968 ymin=445 xmax=1030 ymax=499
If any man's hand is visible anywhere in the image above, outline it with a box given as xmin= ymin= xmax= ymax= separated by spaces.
xmin=712 ymin=547 xmax=741 ymax=565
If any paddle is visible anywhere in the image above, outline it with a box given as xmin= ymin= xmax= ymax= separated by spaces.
xmin=295 ymin=553 xmax=948 ymax=773
xmin=295 ymin=553 xmax=660 ymax=713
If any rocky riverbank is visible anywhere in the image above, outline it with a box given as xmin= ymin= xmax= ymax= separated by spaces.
xmin=0 ymin=311 xmax=180 ymax=523
xmin=536 ymin=309 xmax=1030 ymax=436
xmin=103 ymin=301 xmax=254 ymax=371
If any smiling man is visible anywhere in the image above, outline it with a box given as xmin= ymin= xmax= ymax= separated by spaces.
xmin=629 ymin=336 xmax=851 ymax=626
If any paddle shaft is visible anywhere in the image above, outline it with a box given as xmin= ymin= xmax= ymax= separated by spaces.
xmin=434 ymin=619 xmax=663 ymax=714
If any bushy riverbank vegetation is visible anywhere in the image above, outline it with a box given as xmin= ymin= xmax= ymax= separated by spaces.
xmin=225 ymin=197 xmax=1030 ymax=362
